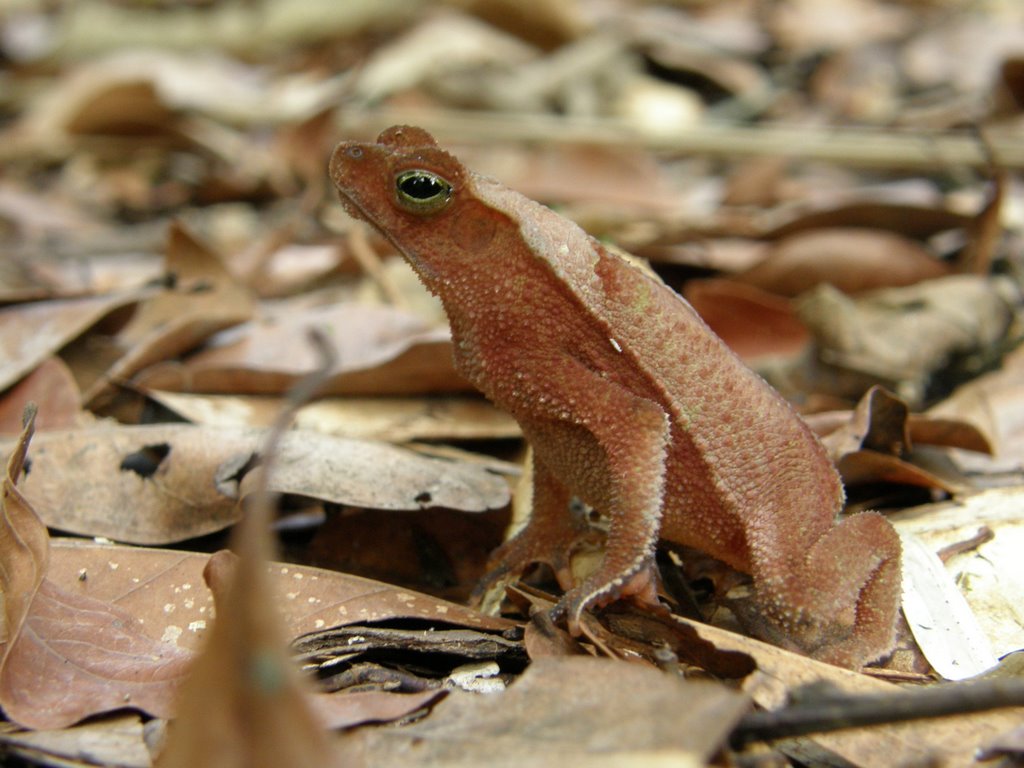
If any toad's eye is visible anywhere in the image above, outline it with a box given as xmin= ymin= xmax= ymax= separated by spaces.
xmin=395 ymin=170 xmax=453 ymax=214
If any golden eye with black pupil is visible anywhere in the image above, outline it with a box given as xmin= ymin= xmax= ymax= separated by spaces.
xmin=395 ymin=170 xmax=453 ymax=214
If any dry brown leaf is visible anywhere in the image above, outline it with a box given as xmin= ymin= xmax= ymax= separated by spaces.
xmin=85 ymin=220 xmax=256 ymax=408
xmin=735 ymin=228 xmax=950 ymax=297
xmin=0 ymin=290 xmax=144 ymax=393
xmin=46 ymin=539 xmax=513 ymax=654
xmin=837 ymin=450 xmax=959 ymax=493
xmin=455 ymin=0 xmax=584 ymax=50
xmin=992 ymin=56 xmax=1024 ymax=117
xmin=0 ymin=357 xmax=82 ymax=435
xmin=0 ymin=411 xmax=191 ymax=730
xmin=0 ymin=411 xmax=48 ymax=646
xmin=136 ymin=302 xmax=465 ymax=396
xmin=683 ymin=278 xmax=809 ymax=361
xmin=1 ymin=579 xmax=193 ymax=730
xmin=818 ymin=386 xmax=911 ymax=459
xmin=5 ymin=423 xmax=508 ymax=545
xmin=957 ymin=171 xmax=1006 ymax=275
xmin=9 ymin=423 xmax=250 ymax=544
xmin=334 ymin=656 xmax=749 ymax=766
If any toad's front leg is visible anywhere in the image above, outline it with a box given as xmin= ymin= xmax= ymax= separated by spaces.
xmin=525 ymin=364 xmax=671 ymax=634
xmin=473 ymin=456 xmax=594 ymax=600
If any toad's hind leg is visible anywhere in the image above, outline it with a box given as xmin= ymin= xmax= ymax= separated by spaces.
xmin=750 ymin=511 xmax=902 ymax=668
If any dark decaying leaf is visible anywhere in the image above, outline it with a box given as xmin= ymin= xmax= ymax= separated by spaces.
xmin=292 ymin=623 xmax=526 ymax=694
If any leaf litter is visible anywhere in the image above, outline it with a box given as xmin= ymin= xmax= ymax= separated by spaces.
xmin=1 ymin=1 xmax=1024 ymax=766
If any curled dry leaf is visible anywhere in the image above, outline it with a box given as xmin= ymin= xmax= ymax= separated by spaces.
xmin=85 ymin=220 xmax=256 ymax=408
xmin=817 ymin=386 xmax=911 ymax=459
xmin=811 ymin=386 xmax=992 ymax=492
xmin=0 ymin=411 xmax=191 ymax=730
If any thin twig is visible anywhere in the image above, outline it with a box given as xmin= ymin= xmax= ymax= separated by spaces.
xmin=336 ymin=109 xmax=1024 ymax=172
xmin=731 ymin=678 xmax=1024 ymax=747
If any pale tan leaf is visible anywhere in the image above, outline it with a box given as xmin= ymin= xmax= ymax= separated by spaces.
xmin=3 ymin=423 xmax=507 ymax=545
xmin=146 ymin=390 xmax=520 ymax=442
xmin=227 ymin=430 xmax=510 ymax=513
xmin=0 ymin=714 xmax=150 ymax=768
